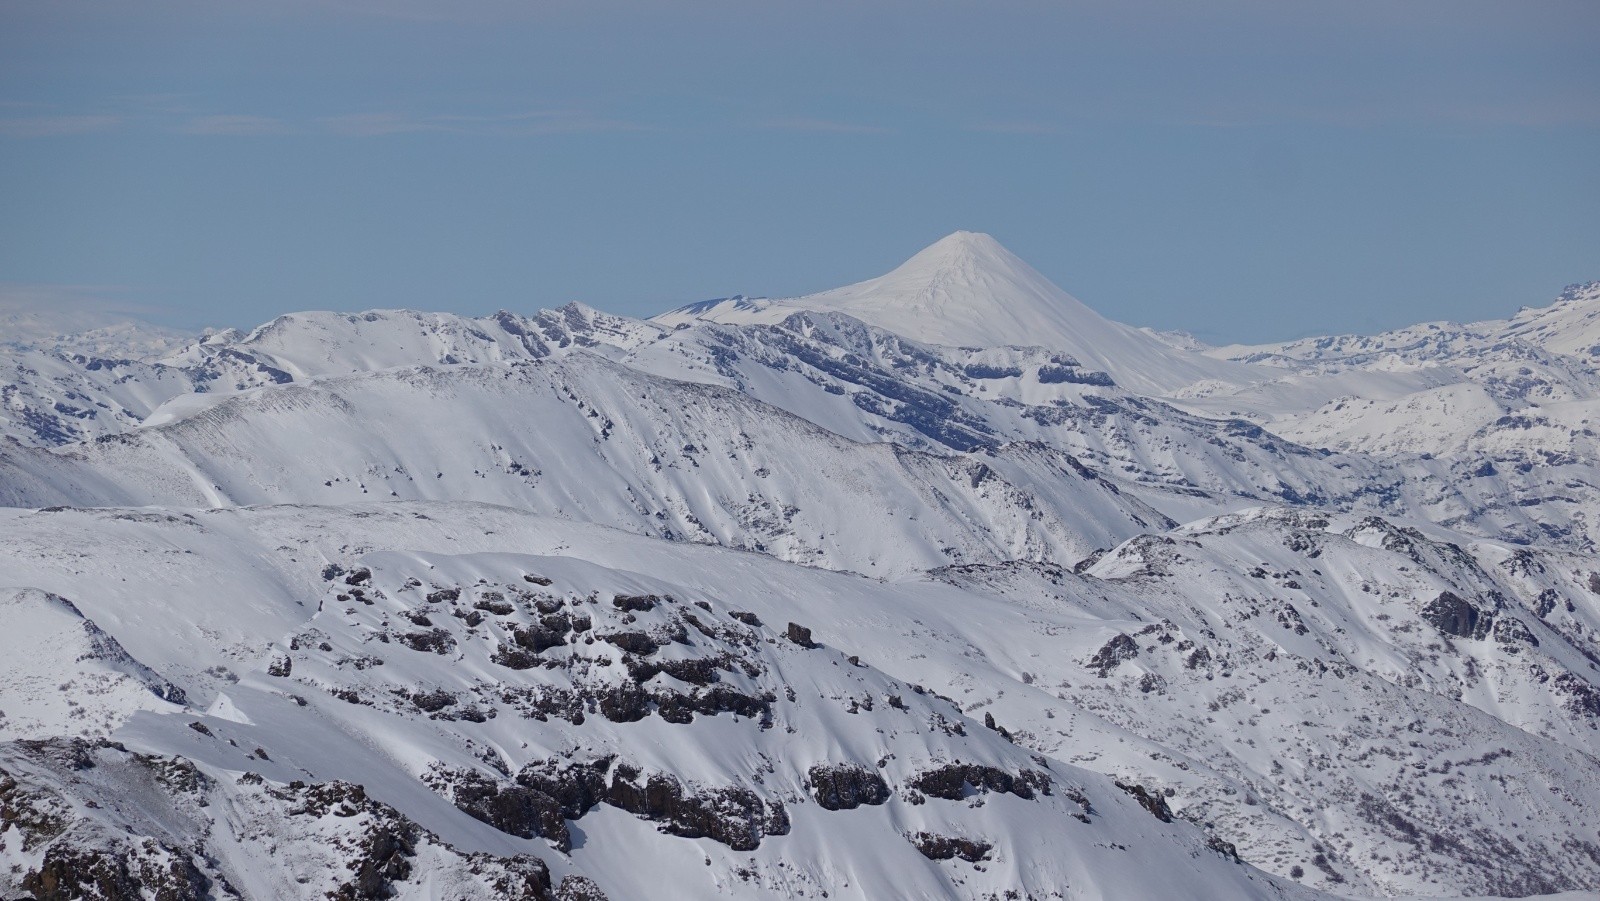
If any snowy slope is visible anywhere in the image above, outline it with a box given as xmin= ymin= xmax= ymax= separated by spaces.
xmin=1214 ymin=281 xmax=1600 ymax=372
xmin=0 ymin=304 xmax=661 ymax=448
xmin=0 ymin=504 xmax=1319 ymax=901
xmin=655 ymin=232 xmax=1262 ymax=395
xmin=1 ymin=347 xmax=202 ymax=445
xmin=0 ymin=588 xmax=186 ymax=740
xmin=2 ymin=239 xmax=1598 ymax=900
xmin=14 ymin=318 xmax=1600 ymax=556
xmin=161 ymin=304 xmax=664 ymax=383
xmin=0 ymin=305 xmax=190 ymax=358
xmin=1501 ymin=281 xmax=1600 ymax=360
xmin=3 ymin=503 xmax=1598 ymax=898
xmin=1196 ymin=282 xmax=1600 ymax=459
xmin=0 ymin=354 xmax=1176 ymax=576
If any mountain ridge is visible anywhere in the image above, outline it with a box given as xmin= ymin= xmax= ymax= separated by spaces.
xmin=3 ymin=238 xmax=1600 ymax=900
xmin=655 ymin=231 xmax=1263 ymax=395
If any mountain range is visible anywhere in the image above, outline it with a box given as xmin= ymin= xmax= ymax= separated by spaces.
xmin=2 ymin=233 xmax=1598 ymax=901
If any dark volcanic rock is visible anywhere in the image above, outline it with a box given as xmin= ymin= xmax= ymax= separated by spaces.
xmin=1422 ymin=591 xmax=1493 ymax=640
xmin=808 ymin=764 xmax=890 ymax=811
xmin=23 ymin=840 xmax=211 ymax=901
xmin=0 ymin=771 xmax=71 ymax=850
xmin=276 ymin=781 xmax=424 ymax=900
xmin=612 ymin=593 xmax=661 ymax=612
xmin=554 ymin=874 xmax=609 ymax=901
xmin=474 ymin=597 xmax=516 ymax=616
xmin=397 ymin=628 xmax=456 ymax=655
xmin=598 ymin=682 xmax=653 ymax=722
xmin=599 ymin=630 xmax=659 ymax=656
xmin=447 ymin=771 xmax=570 ymax=850
xmin=513 ymin=623 xmax=568 ymax=654
xmin=492 ymin=645 xmax=542 ymax=670
xmin=473 ymin=855 xmax=555 ymax=901
xmin=604 ymin=764 xmax=789 ymax=851
xmin=908 ymin=831 xmax=992 ymax=862
xmin=785 ymin=622 xmax=816 ymax=648
xmin=516 ymin=757 xmax=614 ymax=819
xmin=908 ymin=763 xmax=1051 ymax=801
xmin=1115 ymin=780 xmax=1174 ymax=822
xmin=410 ymin=688 xmax=457 ymax=712
xmin=1086 ymin=633 xmax=1139 ymax=676
xmin=655 ymin=654 xmax=729 ymax=686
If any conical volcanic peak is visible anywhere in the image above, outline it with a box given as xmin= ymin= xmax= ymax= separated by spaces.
xmin=657 ymin=231 xmax=1258 ymax=394
xmin=883 ymin=230 xmax=1023 ymax=282
xmin=791 ymin=231 xmax=1115 ymax=345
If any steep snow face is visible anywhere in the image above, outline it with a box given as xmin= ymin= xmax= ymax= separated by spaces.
xmin=163 ymin=304 xmax=665 ymax=382
xmin=1501 ymin=281 xmax=1600 ymax=360
xmin=1182 ymin=282 xmax=1600 ymax=474
xmin=0 ymin=306 xmax=189 ymax=358
xmin=1204 ymin=281 xmax=1600 ymax=387
xmin=1 ymin=349 xmax=202 ymax=445
xmin=10 ymin=300 xmax=1600 ymax=556
xmin=4 ymin=503 xmax=1599 ymax=898
xmin=944 ymin=511 xmax=1600 ymax=897
xmin=0 ymin=588 xmax=186 ymax=740
xmin=0 ymin=303 xmax=665 ymax=448
xmin=0 ymin=505 xmax=1316 ymax=901
xmin=627 ymin=311 xmax=1364 ymax=501
xmin=656 ymin=232 xmax=1261 ymax=395
xmin=0 ymin=355 xmax=1171 ymax=575
xmin=3 ymin=244 xmax=1600 ymax=899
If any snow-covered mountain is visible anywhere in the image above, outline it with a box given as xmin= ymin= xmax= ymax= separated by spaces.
xmin=1183 ymin=281 xmax=1600 ymax=484
xmin=1213 ymin=281 xmax=1600 ymax=370
xmin=0 ymin=303 xmax=191 ymax=358
xmin=2 ymin=234 xmax=1598 ymax=900
xmin=655 ymin=231 xmax=1260 ymax=395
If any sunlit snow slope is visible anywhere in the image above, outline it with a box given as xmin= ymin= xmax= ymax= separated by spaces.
xmin=656 ymin=231 xmax=1260 ymax=395
xmin=2 ymin=233 xmax=1598 ymax=901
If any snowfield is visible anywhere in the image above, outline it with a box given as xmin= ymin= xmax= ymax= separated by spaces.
xmin=2 ymin=233 xmax=1597 ymax=900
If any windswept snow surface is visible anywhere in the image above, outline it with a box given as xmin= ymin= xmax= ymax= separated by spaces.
xmin=655 ymin=231 xmax=1261 ymax=395
xmin=1194 ymin=281 xmax=1600 ymax=463
xmin=2 ymin=234 xmax=1598 ymax=900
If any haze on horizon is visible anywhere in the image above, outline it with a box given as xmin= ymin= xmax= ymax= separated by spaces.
xmin=1 ymin=0 xmax=1597 ymax=344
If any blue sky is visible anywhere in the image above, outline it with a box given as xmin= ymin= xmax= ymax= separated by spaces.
xmin=1 ymin=1 xmax=1596 ymax=343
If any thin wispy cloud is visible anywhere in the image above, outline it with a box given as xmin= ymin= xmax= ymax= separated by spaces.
xmin=435 ymin=110 xmax=645 ymax=135
xmin=967 ymin=120 xmax=1063 ymax=135
xmin=317 ymin=109 xmax=643 ymax=137
xmin=0 ymin=284 xmax=189 ymax=352
xmin=758 ymin=117 xmax=893 ymax=135
xmin=0 ymin=114 xmax=121 ymax=138
xmin=117 ymin=93 xmax=198 ymax=115
xmin=317 ymin=111 xmax=440 ymax=136
xmin=3 ymin=102 xmax=643 ymax=139
xmin=268 ymin=0 xmax=527 ymax=24
xmin=0 ymin=282 xmax=162 ymax=325
xmin=1187 ymin=93 xmax=1600 ymax=129
xmin=180 ymin=114 xmax=295 ymax=135
xmin=0 ymin=283 xmax=142 ymax=315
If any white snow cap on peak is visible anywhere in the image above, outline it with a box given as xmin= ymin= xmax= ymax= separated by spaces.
xmin=895 ymin=229 xmax=1011 ymax=269
xmin=795 ymin=230 xmax=1112 ymax=340
xmin=658 ymin=230 xmax=1260 ymax=394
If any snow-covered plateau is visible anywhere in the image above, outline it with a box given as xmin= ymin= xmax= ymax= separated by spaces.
xmin=2 ymin=232 xmax=1598 ymax=900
